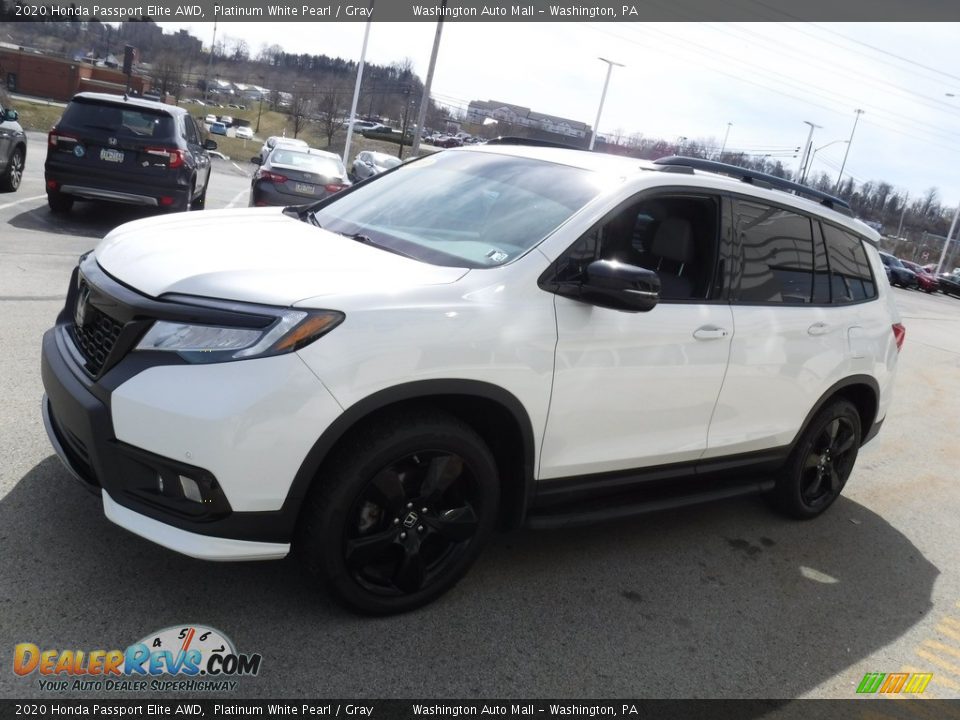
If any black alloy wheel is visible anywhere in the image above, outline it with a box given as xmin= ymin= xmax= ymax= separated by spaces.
xmin=770 ymin=399 xmax=861 ymax=519
xmin=297 ymin=407 xmax=499 ymax=614
xmin=1 ymin=147 xmax=23 ymax=192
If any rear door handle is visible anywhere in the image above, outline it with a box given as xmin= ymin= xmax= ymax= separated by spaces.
xmin=807 ymin=322 xmax=831 ymax=336
xmin=693 ymin=325 xmax=728 ymax=340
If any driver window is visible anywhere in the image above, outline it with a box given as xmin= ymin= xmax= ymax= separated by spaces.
xmin=554 ymin=195 xmax=720 ymax=301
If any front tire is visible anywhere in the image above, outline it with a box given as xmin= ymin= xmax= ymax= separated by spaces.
xmin=297 ymin=407 xmax=500 ymax=615
xmin=769 ymin=400 xmax=861 ymax=519
xmin=1 ymin=146 xmax=24 ymax=192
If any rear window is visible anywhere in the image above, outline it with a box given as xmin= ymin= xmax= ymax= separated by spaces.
xmin=60 ymin=100 xmax=174 ymax=140
xmin=269 ymin=151 xmax=345 ymax=177
xmin=822 ymin=224 xmax=877 ymax=303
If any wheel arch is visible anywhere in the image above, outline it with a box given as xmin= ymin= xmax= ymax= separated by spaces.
xmin=791 ymin=375 xmax=880 ymax=451
xmin=283 ymin=380 xmax=537 ymax=533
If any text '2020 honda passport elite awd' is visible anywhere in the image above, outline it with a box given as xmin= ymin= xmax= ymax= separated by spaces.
xmin=41 ymin=146 xmax=903 ymax=614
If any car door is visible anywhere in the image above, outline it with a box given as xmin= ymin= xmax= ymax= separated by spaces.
xmin=183 ymin=115 xmax=210 ymax=191
xmin=538 ymin=191 xmax=735 ymax=480
xmin=705 ymin=198 xmax=846 ymax=458
xmin=0 ymin=103 xmax=15 ymax=168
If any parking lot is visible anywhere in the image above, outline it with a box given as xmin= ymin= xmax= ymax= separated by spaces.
xmin=1 ymin=131 xmax=960 ymax=702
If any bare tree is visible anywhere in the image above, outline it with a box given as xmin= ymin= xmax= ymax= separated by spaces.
xmin=290 ymin=86 xmax=312 ymax=139
xmin=316 ymin=90 xmax=345 ymax=149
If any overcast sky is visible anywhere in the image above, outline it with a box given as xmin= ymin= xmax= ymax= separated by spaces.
xmin=158 ymin=21 xmax=960 ymax=208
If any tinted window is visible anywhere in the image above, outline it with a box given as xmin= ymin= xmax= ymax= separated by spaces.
xmin=183 ymin=116 xmax=199 ymax=145
xmin=822 ymin=224 xmax=877 ymax=303
xmin=735 ymin=201 xmax=816 ymax=304
xmin=61 ymin=100 xmax=174 ymax=140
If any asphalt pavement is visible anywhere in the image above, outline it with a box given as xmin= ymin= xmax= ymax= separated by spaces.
xmin=1 ymin=133 xmax=959 ymax=703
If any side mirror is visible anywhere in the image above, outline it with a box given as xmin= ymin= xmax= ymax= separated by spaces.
xmin=558 ymin=260 xmax=660 ymax=312
xmin=204 ymin=139 xmax=218 ymax=150
xmin=3 ymin=109 xmax=18 ymax=122
xmin=250 ymin=156 xmax=262 ymax=165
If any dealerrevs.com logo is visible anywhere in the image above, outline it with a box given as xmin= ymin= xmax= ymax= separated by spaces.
xmin=13 ymin=625 xmax=262 ymax=692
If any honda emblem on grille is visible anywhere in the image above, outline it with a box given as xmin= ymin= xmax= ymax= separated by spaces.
xmin=74 ymin=285 xmax=91 ymax=328
xmin=108 ymin=137 xmax=118 ymax=146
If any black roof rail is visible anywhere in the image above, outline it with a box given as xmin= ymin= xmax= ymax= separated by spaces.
xmin=654 ymin=156 xmax=852 ymax=216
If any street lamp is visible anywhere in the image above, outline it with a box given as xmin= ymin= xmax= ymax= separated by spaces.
xmin=796 ymin=120 xmax=822 ymax=182
xmin=588 ymin=57 xmax=624 ymax=151
xmin=719 ymin=122 xmax=732 ymax=158
xmin=255 ymin=76 xmax=265 ymax=133
xmin=800 ymin=139 xmax=848 ymax=184
xmin=834 ymin=108 xmax=865 ymax=193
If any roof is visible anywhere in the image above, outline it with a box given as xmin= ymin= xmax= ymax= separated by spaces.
xmin=71 ymin=92 xmax=183 ymax=115
xmin=462 ymin=144 xmax=879 ymax=242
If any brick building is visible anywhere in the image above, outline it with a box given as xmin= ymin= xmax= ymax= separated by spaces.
xmin=1 ymin=47 xmax=151 ymax=102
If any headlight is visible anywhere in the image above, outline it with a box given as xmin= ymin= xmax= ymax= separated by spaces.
xmin=135 ymin=309 xmax=343 ymax=363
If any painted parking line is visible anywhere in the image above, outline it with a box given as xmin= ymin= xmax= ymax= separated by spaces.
xmin=224 ymin=188 xmax=249 ymax=209
xmin=0 ymin=194 xmax=45 ymax=212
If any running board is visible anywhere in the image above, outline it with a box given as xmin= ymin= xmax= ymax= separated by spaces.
xmin=526 ymin=480 xmax=775 ymax=529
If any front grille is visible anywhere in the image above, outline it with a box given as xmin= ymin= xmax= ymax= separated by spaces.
xmin=71 ymin=302 xmax=124 ymax=375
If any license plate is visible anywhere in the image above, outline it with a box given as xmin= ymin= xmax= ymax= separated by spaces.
xmin=294 ymin=183 xmax=315 ymax=195
xmin=99 ymin=149 xmax=124 ymax=163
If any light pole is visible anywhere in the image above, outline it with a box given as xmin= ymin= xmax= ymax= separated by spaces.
xmin=344 ymin=1 xmax=375 ymax=166
xmin=411 ymin=0 xmax=445 ymax=158
xmin=935 ymin=203 xmax=960 ymax=275
xmin=204 ymin=21 xmax=217 ymax=103
xmin=795 ymin=120 xmax=822 ymax=182
xmin=800 ymin=139 xmax=848 ymax=184
xmin=719 ymin=122 xmax=732 ymax=158
xmin=255 ymin=76 xmax=265 ymax=133
xmin=834 ymin=108 xmax=864 ymax=193
xmin=588 ymin=57 xmax=624 ymax=151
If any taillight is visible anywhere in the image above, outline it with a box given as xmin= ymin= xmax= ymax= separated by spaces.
xmin=48 ymin=130 xmax=79 ymax=148
xmin=324 ymin=183 xmax=344 ymax=193
xmin=892 ymin=323 xmax=905 ymax=352
xmin=256 ymin=169 xmax=287 ymax=183
xmin=145 ymin=147 xmax=185 ymax=169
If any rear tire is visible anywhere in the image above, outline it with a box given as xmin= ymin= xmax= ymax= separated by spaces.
xmin=296 ymin=406 xmax=499 ymax=615
xmin=47 ymin=191 xmax=74 ymax=214
xmin=769 ymin=400 xmax=861 ymax=520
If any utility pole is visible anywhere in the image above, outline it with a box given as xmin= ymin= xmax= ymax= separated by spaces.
xmin=835 ymin=108 xmax=864 ymax=193
xmin=204 ymin=21 xmax=217 ymax=103
xmin=935 ymin=202 xmax=960 ymax=275
xmin=411 ymin=0 xmax=446 ymax=157
xmin=895 ymin=192 xmax=909 ymax=238
xmin=588 ymin=57 xmax=624 ymax=151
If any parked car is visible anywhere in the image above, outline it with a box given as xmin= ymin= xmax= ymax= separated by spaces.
xmin=220 ymin=116 xmax=233 ymax=127
xmin=235 ymin=125 xmax=254 ymax=140
xmin=900 ymin=259 xmax=938 ymax=293
xmin=249 ymin=147 xmax=350 ymax=206
xmin=257 ymin=135 xmax=308 ymax=163
xmin=350 ymin=150 xmax=402 ymax=182
xmin=204 ymin=113 xmax=217 ymax=125
xmin=434 ymin=135 xmax=463 ymax=148
xmin=879 ymin=252 xmax=918 ymax=288
xmin=939 ymin=268 xmax=960 ymax=297
xmin=39 ymin=148 xmax=902 ymax=614
xmin=0 ymin=98 xmax=26 ymax=192
xmin=45 ymin=92 xmax=217 ymax=214
xmin=209 ymin=122 xmax=228 ymax=136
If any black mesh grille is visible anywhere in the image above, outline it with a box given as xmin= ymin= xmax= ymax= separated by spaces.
xmin=71 ymin=302 xmax=124 ymax=375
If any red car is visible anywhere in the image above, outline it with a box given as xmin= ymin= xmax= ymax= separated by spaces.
xmin=901 ymin=259 xmax=939 ymax=293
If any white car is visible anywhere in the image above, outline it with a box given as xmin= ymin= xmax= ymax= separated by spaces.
xmin=40 ymin=144 xmax=902 ymax=615
xmin=204 ymin=113 xmax=217 ymax=125
xmin=257 ymin=135 xmax=308 ymax=163
xmin=234 ymin=126 xmax=254 ymax=140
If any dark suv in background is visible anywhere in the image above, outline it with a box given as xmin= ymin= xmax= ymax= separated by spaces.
xmin=45 ymin=92 xmax=217 ymax=214
xmin=0 ymin=98 xmax=26 ymax=192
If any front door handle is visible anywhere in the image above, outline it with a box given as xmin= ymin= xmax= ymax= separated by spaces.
xmin=693 ymin=325 xmax=728 ymax=340
xmin=807 ymin=322 xmax=831 ymax=336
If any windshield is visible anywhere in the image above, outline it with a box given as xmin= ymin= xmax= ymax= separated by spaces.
xmin=310 ymin=151 xmax=604 ymax=268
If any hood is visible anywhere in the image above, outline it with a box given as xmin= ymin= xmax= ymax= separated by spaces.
xmin=94 ymin=208 xmax=469 ymax=305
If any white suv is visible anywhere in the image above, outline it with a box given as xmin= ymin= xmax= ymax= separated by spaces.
xmin=41 ymin=145 xmax=903 ymax=614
